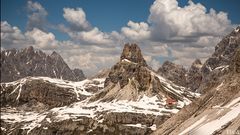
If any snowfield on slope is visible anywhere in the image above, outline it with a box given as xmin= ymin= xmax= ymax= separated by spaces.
xmin=1 ymin=74 xmax=199 ymax=134
xmin=179 ymin=97 xmax=240 ymax=135
xmin=1 ymin=76 xmax=105 ymax=99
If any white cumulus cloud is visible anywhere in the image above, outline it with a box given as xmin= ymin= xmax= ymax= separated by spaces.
xmin=25 ymin=28 xmax=58 ymax=49
xmin=27 ymin=1 xmax=48 ymax=31
xmin=148 ymin=0 xmax=232 ymax=41
xmin=69 ymin=27 xmax=113 ymax=45
xmin=121 ymin=21 xmax=150 ymax=41
xmin=63 ymin=8 xmax=91 ymax=31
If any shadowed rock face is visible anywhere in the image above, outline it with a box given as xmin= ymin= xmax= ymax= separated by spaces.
xmin=0 ymin=79 xmax=79 ymax=111
xmin=230 ymin=48 xmax=240 ymax=73
xmin=198 ymin=27 xmax=240 ymax=93
xmin=186 ymin=59 xmax=203 ymax=91
xmin=157 ymin=61 xmax=187 ymax=87
xmin=1 ymin=46 xmax=86 ymax=82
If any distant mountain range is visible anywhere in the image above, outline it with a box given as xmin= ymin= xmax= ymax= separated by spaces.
xmin=0 ymin=26 xmax=239 ymax=135
xmin=1 ymin=46 xmax=85 ymax=82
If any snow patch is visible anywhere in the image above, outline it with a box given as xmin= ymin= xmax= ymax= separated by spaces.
xmin=214 ymin=65 xmax=229 ymax=71
xmin=184 ymin=103 xmax=240 ymax=135
xmin=3 ymin=77 xmax=105 ymax=99
xmin=224 ymin=97 xmax=240 ymax=108
xmin=49 ymin=94 xmax=180 ymax=122
xmin=124 ymin=123 xmax=145 ymax=128
xmin=179 ymin=115 xmax=207 ymax=135
xmin=235 ymin=28 xmax=239 ymax=33
xmin=43 ymin=127 xmax=48 ymax=130
xmin=1 ymin=109 xmax=47 ymax=134
xmin=122 ymin=59 xmax=137 ymax=64
xmin=149 ymin=124 xmax=157 ymax=130
xmin=216 ymin=82 xmax=224 ymax=91
xmin=46 ymin=118 xmax=51 ymax=123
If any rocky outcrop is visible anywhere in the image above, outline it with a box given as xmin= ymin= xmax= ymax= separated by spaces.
xmin=230 ymin=48 xmax=240 ymax=73
xmin=90 ymin=43 xmax=196 ymax=102
xmin=157 ymin=27 xmax=239 ymax=92
xmin=197 ymin=27 xmax=240 ymax=93
xmin=153 ymin=56 xmax=240 ymax=135
xmin=1 ymin=110 xmax=169 ymax=135
xmin=0 ymin=77 xmax=104 ymax=111
xmin=157 ymin=61 xmax=187 ymax=87
xmin=153 ymin=27 xmax=240 ymax=135
xmin=186 ymin=59 xmax=203 ymax=91
xmin=120 ymin=43 xmax=147 ymax=66
xmin=1 ymin=79 xmax=78 ymax=110
xmin=90 ymin=68 xmax=110 ymax=79
xmin=1 ymin=46 xmax=86 ymax=82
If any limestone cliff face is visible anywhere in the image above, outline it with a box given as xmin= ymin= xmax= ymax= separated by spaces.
xmin=198 ymin=26 xmax=240 ymax=93
xmin=157 ymin=61 xmax=187 ymax=87
xmin=93 ymin=43 xmax=164 ymax=101
xmin=91 ymin=43 xmax=195 ymax=103
xmin=158 ymin=27 xmax=240 ymax=92
xmin=186 ymin=59 xmax=203 ymax=91
xmin=1 ymin=46 xmax=86 ymax=82
xmin=120 ymin=43 xmax=147 ymax=66
xmin=153 ymin=27 xmax=240 ymax=135
xmin=153 ymin=51 xmax=240 ymax=135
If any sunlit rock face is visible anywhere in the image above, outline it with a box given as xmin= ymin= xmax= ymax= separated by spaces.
xmin=120 ymin=43 xmax=147 ymax=66
xmin=92 ymin=43 xmax=196 ymax=103
xmin=153 ymin=27 xmax=240 ymax=135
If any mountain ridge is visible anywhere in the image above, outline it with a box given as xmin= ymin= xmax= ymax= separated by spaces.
xmin=1 ymin=46 xmax=86 ymax=82
xmin=152 ymin=26 xmax=240 ymax=135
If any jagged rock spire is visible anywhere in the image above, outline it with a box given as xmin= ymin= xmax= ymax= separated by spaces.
xmin=120 ymin=43 xmax=147 ymax=66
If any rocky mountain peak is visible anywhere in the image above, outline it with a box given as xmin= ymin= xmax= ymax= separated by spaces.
xmin=213 ymin=26 xmax=240 ymax=58
xmin=50 ymin=51 xmax=64 ymax=63
xmin=22 ymin=46 xmax=35 ymax=56
xmin=186 ymin=59 xmax=203 ymax=91
xmin=25 ymin=46 xmax=34 ymax=52
xmin=105 ymin=43 xmax=151 ymax=90
xmin=202 ymin=27 xmax=239 ymax=71
xmin=157 ymin=61 xmax=187 ymax=87
xmin=162 ymin=61 xmax=182 ymax=69
xmin=192 ymin=59 xmax=202 ymax=65
xmin=51 ymin=51 xmax=61 ymax=58
xmin=120 ymin=43 xmax=147 ymax=66
xmin=234 ymin=26 xmax=240 ymax=33
xmin=1 ymin=46 xmax=86 ymax=82
xmin=191 ymin=59 xmax=202 ymax=69
xmin=190 ymin=27 xmax=240 ymax=93
xmin=91 ymin=43 xmax=195 ymax=103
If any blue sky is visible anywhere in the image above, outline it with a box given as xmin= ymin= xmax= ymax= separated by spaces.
xmin=1 ymin=0 xmax=240 ymax=40
xmin=1 ymin=0 xmax=154 ymax=40
xmin=1 ymin=0 xmax=239 ymax=75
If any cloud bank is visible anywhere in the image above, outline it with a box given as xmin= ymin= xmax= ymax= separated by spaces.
xmin=1 ymin=0 xmax=237 ymax=76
